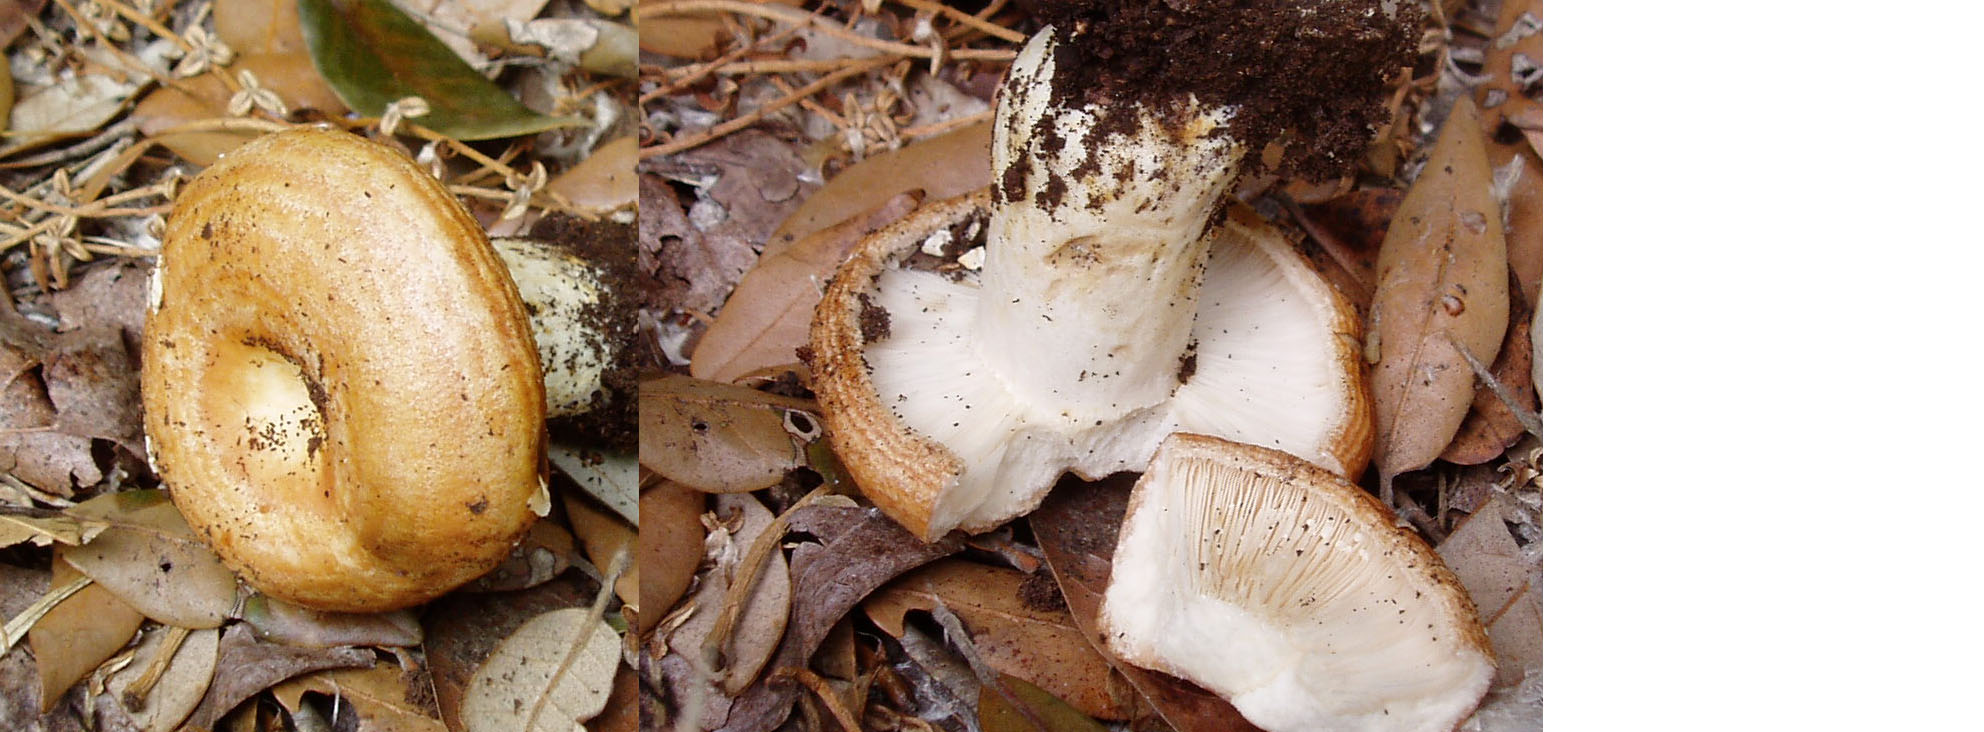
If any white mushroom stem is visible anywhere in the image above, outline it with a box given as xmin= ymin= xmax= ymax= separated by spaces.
xmin=492 ymin=237 xmax=616 ymax=419
xmin=979 ymin=29 xmax=1245 ymax=425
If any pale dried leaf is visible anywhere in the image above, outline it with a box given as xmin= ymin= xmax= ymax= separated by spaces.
xmin=563 ymin=491 xmax=638 ymax=609
xmin=546 ymin=136 xmax=638 ymax=216
xmin=665 ymin=494 xmax=789 ymax=701
xmin=132 ymin=54 xmax=347 ymax=165
xmin=462 ymin=520 xmax=576 ymax=593
xmin=240 ymin=595 xmax=423 ymax=648
xmin=550 ymin=444 xmax=638 ymax=524
xmin=639 ymin=478 xmax=705 ymax=637
xmin=763 ymin=120 xmax=991 ymax=258
xmin=106 ymin=626 xmax=221 ymax=732
xmin=690 ymin=191 xmax=921 ymax=384
xmin=62 ymin=490 xmax=238 ymax=629
xmin=0 ymin=75 xmax=136 ymax=157
xmin=425 ymin=578 xmax=592 ymax=730
xmin=1369 ymin=98 xmax=1511 ymax=479
xmin=31 ymin=554 xmax=144 ymax=713
xmin=639 ymin=376 xmax=814 ymax=493
xmin=184 ymin=624 xmax=374 ymax=732
xmin=271 ymin=666 xmax=447 ymax=732
xmin=0 ymin=513 xmax=104 ymax=548
xmin=462 ymin=607 xmax=619 ymax=732
xmin=1438 ymin=494 xmax=1541 ymax=690
xmin=865 ymin=560 xmax=1135 ymax=720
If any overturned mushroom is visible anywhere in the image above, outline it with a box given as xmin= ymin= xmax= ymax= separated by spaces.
xmin=1102 ymin=433 xmax=1495 ymax=732
xmin=809 ymin=2 xmax=1412 ymax=539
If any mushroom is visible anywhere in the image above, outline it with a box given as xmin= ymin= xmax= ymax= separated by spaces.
xmin=810 ymin=2 xmax=1412 ymax=540
xmin=1101 ymin=433 xmax=1495 ymax=732
xmin=143 ymin=128 xmax=546 ymax=612
xmin=491 ymin=235 xmax=625 ymax=421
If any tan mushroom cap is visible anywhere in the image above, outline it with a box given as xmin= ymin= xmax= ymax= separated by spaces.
xmin=142 ymin=128 xmax=545 ymax=612
xmin=1102 ymin=433 xmax=1494 ymax=732
xmin=809 ymin=190 xmax=1369 ymax=541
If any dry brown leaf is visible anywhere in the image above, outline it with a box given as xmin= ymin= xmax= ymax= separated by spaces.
xmin=240 ymin=594 xmax=423 ymax=648
xmin=549 ymin=445 xmax=638 ymax=524
xmin=51 ymin=260 xmax=150 ymax=357
xmin=1440 ymin=313 xmax=1538 ymax=465
xmin=865 ymin=560 xmax=1136 ymax=721
xmin=0 ymin=74 xmax=135 ymax=157
xmin=131 ymin=54 xmax=347 ymax=166
xmin=640 ymin=476 xmax=706 ymax=636
xmin=0 ymin=512 xmax=103 ymax=548
xmin=272 ymin=666 xmax=446 ymax=732
xmin=62 ymin=490 xmax=239 ymax=629
xmin=184 ymin=624 xmax=374 ymax=732
xmin=639 ymin=375 xmax=815 ymax=493
xmin=666 ymin=493 xmax=789 ymax=700
xmin=588 ymin=665 xmax=640 ymax=732
xmin=1438 ymin=494 xmax=1541 ymax=691
xmin=643 ymin=175 xmax=758 ymax=324
xmin=564 ymin=491 xmax=638 ymax=608
xmin=216 ymin=0 xmax=305 ymax=53
xmin=763 ymin=120 xmax=992 ymax=258
xmin=0 ymin=327 xmax=101 ymax=496
xmin=638 ymin=14 xmax=726 ymax=57
xmin=30 ymin=553 xmax=144 ymax=712
xmin=1476 ymin=0 xmax=1543 ymax=304
xmin=1368 ymin=98 xmax=1510 ymax=480
xmin=547 ymin=136 xmax=638 ymax=216
xmin=0 ymin=0 xmax=46 ymax=49
xmin=713 ymin=505 xmax=963 ymax=732
xmin=462 ymin=519 xmax=576 ymax=593
xmin=462 ymin=607 xmax=620 ymax=732
xmin=979 ymin=673 xmax=1110 ymax=732
xmin=1031 ymin=476 xmax=1261 ymax=732
xmin=690 ymin=191 xmax=922 ymax=383
xmin=107 ymin=625 xmax=222 ymax=732
xmin=425 ymin=577 xmax=592 ymax=731
xmin=43 ymin=324 xmax=142 ymax=452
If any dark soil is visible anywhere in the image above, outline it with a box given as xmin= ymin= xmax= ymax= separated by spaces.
xmin=530 ymin=214 xmax=642 ymax=451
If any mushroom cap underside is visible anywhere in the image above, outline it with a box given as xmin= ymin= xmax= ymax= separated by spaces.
xmin=142 ymin=128 xmax=545 ymax=611
xmin=1101 ymin=432 xmax=1494 ymax=732
xmin=809 ymin=189 xmax=1369 ymax=540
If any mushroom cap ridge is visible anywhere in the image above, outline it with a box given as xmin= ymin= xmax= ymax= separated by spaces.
xmin=143 ymin=128 xmax=545 ymax=612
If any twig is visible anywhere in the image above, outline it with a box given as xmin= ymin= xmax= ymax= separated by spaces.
xmin=778 ymin=667 xmax=864 ymax=732
xmin=895 ymin=108 xmax=991 ymax=141
xmin=2 ymin=574 xmax=90 ymax=651
xmin=643 ymin=57 xmax=892 ymax=158
xmin=701 ymin=485 xmax=829 ymax=674
xmin=121 ymin=625 xmax=192 ymax=709
xmin=1443 ymin=331 xmax=1543 ymax=438
xmin=890 ymin=0 xmax=1025 ymax=43
xmin=638 ymin=0 xmax=1015 ymax=61
xmin=647 ymin=12 xmax=815 ymax=101
xmin=1280 ymin=191 xmax=1374 ymax=301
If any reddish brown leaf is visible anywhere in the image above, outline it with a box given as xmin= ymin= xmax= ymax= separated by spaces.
xmin=762 ymin=120 xmax=991 ymax=258
xmin=29 ymin=555 xmax=143 ymax=713
xmin=639 ymin=376 xmax=815 ymax=493
xmin=638 ymin=475 xmax=706 ymax=637
xmin=1440 ymin=312 xmax=1538 ymax=465
xmin=1368 ymin=98 xmax=1511 ymax=480
xmin=1031 ymin=476 xmax=1263 ymax=732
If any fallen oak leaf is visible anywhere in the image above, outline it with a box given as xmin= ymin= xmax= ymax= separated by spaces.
xmin=1031 ymin=476 xmax=1263 ymax=732
xmin=271 ymin=665 xmax=446 ymax=732
xmin=424 ymin=576 xmax=593 ymax=731
xmin=763 ymin=119 xmax=992 ymax=256
xmin=639 ymin=475 xmax=707 ymax=637
xmin=1440 ymin=312 xmax=1540 ymax=465
xmin=107 ymin=625 xmax=222 ymax=732
xmin=62 ymin=490 xmax=240 ymax=629
xmin=639 ymin=376 xmax=818 ymax=493
xmin=980 ymin=673 xmax=1109 ymax=732
xmin=30 ymin=552 xmax=145 ymax=713
xmin=462 ymin=607 xmax=620 ymax=732
xmin=1438 ymin=494 xmax=1541 ymax=691
xmin=712 ymin=505 xmax=964 ymax=732
xmin=183 ymin=623 xmax=374 ymax=732
xmin=1368 ymin=98 xmax=1510 ymax=492
xmin=240 ymin=594 xmax=423 ymax=648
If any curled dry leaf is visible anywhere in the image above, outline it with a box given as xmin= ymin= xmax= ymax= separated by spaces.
xmin=665 ymin=493 xmax=790 ymax=703
xmin=690 ymin=191 xmax=923 ymax=384
xmin=462 ymin=607 xmax=620 ymax=732
xmin=1031 ymin=476 xmax=1263 ymax=732
xmin=1440 ymin=313 xmax=1539 ymax=465
xmin=640 ymin=476 xmax=706 ymax=636
xmin=106 ymin=625 xmax=222 ymax=732
xmin=714 ymin=505 xmax=963 ymax=732
xmin=864 ymin=560 xmax=1136 ymax=721
xmin=271 ymin=665 xmax=446 ymax=731
xmin=184 ymin=623 xmax=374 ymax=732
xmin=31 ymin=553 xmax=144 ymax=713
xmin=979 ymin=673 xmax=1110 ymax=732
xmin=131 ymin=54 xmax=347 ymax=166
xmin=763 ymin=120 xmax=993 ymax=256
xmin=639 ymin=376 xmax=816 ymax=493
xmin=62 ymin=490 xmax=239 ymax=629
xmin=240 ymin=595 xmax=423 ymax=648
xmin=1368 ymin=98 xmax=1511 ymax=480
xmin=1438 ymin=494 xmax=1542 ymax=691
xmin=0 ymin=325 xmax=104 ymax=495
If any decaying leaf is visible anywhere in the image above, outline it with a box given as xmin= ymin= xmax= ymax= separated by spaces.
xmin=462 ymin=607 xmax=620 ymax=732
xmin=1475 ymin=0 xmax=1543 ymax=304
xmin=0 ymin=323 xmax=105 ymax=495
xmin=713 ymin=505 xmax=963 ymax=732
xmin=0 ymin=512 xmax=104 ymax=548
xmin=240 ymin=595 xmax=423 ymax=648
xmin=551 ymin=444 xmax=639 ymax=525
xmin=1368 ymin=98 xmax=1511 ymax=481
xmin=640 ymin=476 xmax=706 ymax=636
xmin=272 ymin=665 xmax=446 ymax=732
xmin=216 ymin=0 xmax=306 ymax=53
xmin=106 ymin=625 xmax=222 ymax=732
xmin=0 ymin=74 xmax=136 ymax=157
xmin=425 ymin=576 xmax=592 ymax=731
xmin=865 ymin=560 xmax=1136 ymax=720
xmin=42 ymin=324 xmax=143 ymax=453
xmin=979 ymin=673 xmax=1109 ymax=732
xmin=546 ymin=136 xmax=640 ymax=217
xmin=690 ymin=191 xmax=922 ymax=384
xmin=132 ymin=54 xmax=348 ymax=166
xmin=184 ymin=624 xmax=374 ymax=732
xmin=665 ymin=493 xmax=790 ymax=705
xmin=469 ymin=18 xmax=637 ymax=77
xmin=463 ymin=520 xmax=577 ymax=593
xmin=639 ymin=376 xmax=816 ymax=493
xmin=62 ymin=490 xmax=239 ymax=629
xmin=565 ymin=491 xmax=639 ymax=609
xmin=1438 ymin=494 xmax=1541 ymax=691
xmin=51 ymin=260 xmax=151 ymax=357
xmin=1031 ymin=476 xmax=1263 ymax=732
xmin=297 ymin=0 xmax=584 ymax=140
xmin=1440 ymin=313 xmax=1539 ymax=465
xmin=30 ymin=553 xmax=144 ymax=712
xmin=763 ymin=120 xmax=992 ymax=256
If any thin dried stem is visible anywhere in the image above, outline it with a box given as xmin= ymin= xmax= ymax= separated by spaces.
xmin=639 ymin=0 xmax=1014 ymax=61
xmin=1444 ymin=331 xmax=1543 ymax=438
xmin=889 ymin=0 xmax=1025 ymax=43
xmin=121 ymin=626 xmax=192 ymax=709
xmin=701 ymin=484 xmax=829 ymax=674
xmin=643 ymin=57 xmax=892 ymax=158
xmin=779 ymin=667 xmax=864 ymax=732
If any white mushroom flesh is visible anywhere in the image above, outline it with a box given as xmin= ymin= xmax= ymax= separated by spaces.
xmin=492 ymin=237 xmax=612 ymax=418
xmin=1104 ymin=435 xmax=1494 ymax=732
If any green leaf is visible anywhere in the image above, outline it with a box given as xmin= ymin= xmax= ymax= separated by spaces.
xmin=979 ymin=674 xmax=1109 ymax=732
xmin=297 ymin=0 xmax=585 ymax=140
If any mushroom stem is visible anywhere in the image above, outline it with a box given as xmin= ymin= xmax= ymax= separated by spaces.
xmin=979 ymin=29 xmax=1245 ymax=424
xmin=491 ymin=237 xmax=618 ymax=419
